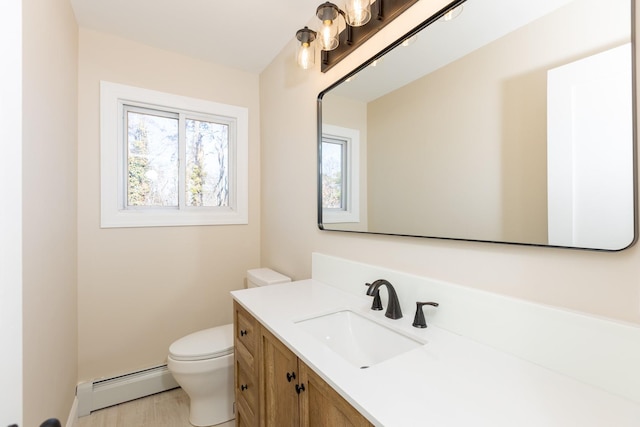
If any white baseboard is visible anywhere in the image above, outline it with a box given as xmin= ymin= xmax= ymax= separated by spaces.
xmin=77 ymin=365 xmax=179 ymax=417
xmin=65 ymin=397 xmax=78 ymax=427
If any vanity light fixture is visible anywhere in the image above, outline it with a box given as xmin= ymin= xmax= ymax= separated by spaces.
xmin=295 ymin=0 xmax=419 ymax=73
xmin=316 ymin=2 xmax=341 ymax=51
xmin=296 ymin=26 xmax=317 ymax=70
xmin=315 ymin=1 xmax=371 ymax=51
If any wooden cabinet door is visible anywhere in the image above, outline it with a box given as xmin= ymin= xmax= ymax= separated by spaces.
xmin=260 ymin=327 xmax=300 ymax=427
xmin=236 ymin=398 xmax=257 ymax=427
xmin=298 ymin=361 xmax=372 ymax=427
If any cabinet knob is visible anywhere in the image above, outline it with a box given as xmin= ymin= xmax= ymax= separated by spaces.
xmin=286 ymin=371 xmax=296 ymax=382
xmin=240 ymin=384 xmax=248 ymax=391
xmin=295 ymin=383 xmax=305 ymax=394
xmin=240 ymin=329 xmax=248 ymax=336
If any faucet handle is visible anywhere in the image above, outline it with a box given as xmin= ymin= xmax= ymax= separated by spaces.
xmin=412 ymin=301 xmax=439 ymax=328
xmin=364 ymin=283 xmax=383 ymax=310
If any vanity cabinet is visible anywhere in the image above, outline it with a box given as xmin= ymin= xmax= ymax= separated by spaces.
xmin=234 ymin=301 xmax=372 ymax=427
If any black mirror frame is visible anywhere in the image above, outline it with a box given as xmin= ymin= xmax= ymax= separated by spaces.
xmin=317 ymin=0 xmax=638 ymax=251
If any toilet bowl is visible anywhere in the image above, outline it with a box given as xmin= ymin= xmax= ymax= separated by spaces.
xmin=167 ymin=268 xmax=290 ymax=426
xmin=167 ymin=324 xmax=234 ymax=426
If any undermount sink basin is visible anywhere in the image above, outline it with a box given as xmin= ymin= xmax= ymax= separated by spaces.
xmin=295 ymin=310 xmax=424 ymax=368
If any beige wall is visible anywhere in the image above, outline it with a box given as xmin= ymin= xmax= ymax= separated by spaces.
xmin=367 ymin=0 xmax=626 ymax=243
xmin=367 ymin=31 xmax=543 ymax=241
xmin=21 ymin=0 xmax=78 ymax=424
xmin=259 ymin=0 xmax=640 ymax=324
xmin=77 ymin=29 xmax=261 ymax=381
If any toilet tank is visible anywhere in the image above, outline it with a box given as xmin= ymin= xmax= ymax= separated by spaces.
xmin=246 ymin=268 xmax=291 ymax=288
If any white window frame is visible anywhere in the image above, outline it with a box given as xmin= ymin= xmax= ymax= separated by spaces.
xmin=321 ymin=124 xmax=360 ymax=224
xmin=100 ymin=81 xmax=248 ymax=228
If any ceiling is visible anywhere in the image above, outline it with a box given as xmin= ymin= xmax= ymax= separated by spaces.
xmin=70 ymin=0 xmax=320 ymax=74
xmin=330 ymin=0 xmax=575 ymax=102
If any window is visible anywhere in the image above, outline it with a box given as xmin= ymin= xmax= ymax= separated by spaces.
xmin=321 ymin=124 xmax=360 ymax=223
xmin=100 ymin=81 xmax=248 ymax=228
xmin=322 ymin=136 xmax=347 ymax=210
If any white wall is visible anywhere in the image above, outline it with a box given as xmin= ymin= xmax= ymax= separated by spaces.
xmin=0 ymin=0 xmax=23 ymax=425
xmin=77 ymin=29 xmax=262 ymax=382
xmin=259 ymin=0 xmax=640 ymax=325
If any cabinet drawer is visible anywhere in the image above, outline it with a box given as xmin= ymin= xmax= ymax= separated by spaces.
xmin=235 ymin=302 xmax=258 ymax=356
xmin=236 ymin=358 xmax=258 ymax=419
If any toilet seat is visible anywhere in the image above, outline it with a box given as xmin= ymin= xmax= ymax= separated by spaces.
xmin=169 ymin=324 xmax=233 ymax=361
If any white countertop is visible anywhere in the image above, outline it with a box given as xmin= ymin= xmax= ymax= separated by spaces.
xmin=231 ymin=280 xmax=640 ymax=427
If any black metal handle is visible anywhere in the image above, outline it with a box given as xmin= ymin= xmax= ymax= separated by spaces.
xmin=295 ymin=383 xmax=306 ymax=394
xmin=286 ymin=371 xmax=296 ymax=382
xmin=418 ymin=302 xmax=439 ymax=308
xmin=240 ymin=384 xmax=248 ymax=391
xmin=240 ymin=329 xmax=247 ymax=336
xmin=413 ymin=301 xmax=439 ymax=328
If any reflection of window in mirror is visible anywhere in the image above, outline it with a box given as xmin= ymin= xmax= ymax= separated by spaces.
xmin=321 ymin=124 xmax=360 ymax=224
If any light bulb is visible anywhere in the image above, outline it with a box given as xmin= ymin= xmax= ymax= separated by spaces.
xmin=297 ymin=43 xmax=315 ymax=70
xmin=319 ymin=20 xmax=339 ymax=51
xmin=370 ymin=56 xmax=384 ymax=67
xmin=316 ymin=3 xmax=340 ymax=51
xmin=441 ymin=5 xmax=463 ymax=22
xmin=401 ymin=35 xmax=417 ymax=47
xmin=345 ymin=0 xmax=371 ymax=27
xmin=295 ymin=27 xmax=316 ymax=70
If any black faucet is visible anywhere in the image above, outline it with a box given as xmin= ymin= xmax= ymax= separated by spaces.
xmin=365 ymin=279 xmax=402 ymax=319
xmin=412 ymin=301 xmax=439 ymax=328
xmin=364 ymin=283 xmax=383 ymax=310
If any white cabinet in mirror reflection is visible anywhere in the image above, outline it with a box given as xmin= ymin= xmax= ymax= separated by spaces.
xmin=547 ymin=43 xmax=633 ymax=250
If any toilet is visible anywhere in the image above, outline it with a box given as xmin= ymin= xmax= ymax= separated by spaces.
xmin=167 ymin=268 xmax=291 ymax=426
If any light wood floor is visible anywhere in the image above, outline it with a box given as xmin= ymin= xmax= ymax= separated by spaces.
xmin=77 ymin=388 xmax=235 ymax=427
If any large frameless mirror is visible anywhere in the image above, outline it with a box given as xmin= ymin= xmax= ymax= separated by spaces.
xmin=318 ymin=0 xmax=636 ymax=250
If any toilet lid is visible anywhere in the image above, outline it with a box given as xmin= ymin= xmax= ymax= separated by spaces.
xmin=169 ymin=324 xmax=234 ymax=361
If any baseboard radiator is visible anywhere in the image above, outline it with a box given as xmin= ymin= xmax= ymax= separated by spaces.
xmin=76 ymin=365 xmax=179 ymax=417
